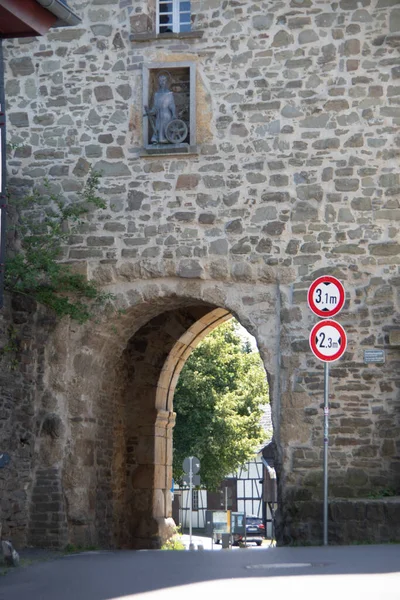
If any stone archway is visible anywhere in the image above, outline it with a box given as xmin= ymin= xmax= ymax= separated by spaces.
xmin=110 ymin=304 xmax=233 ymax=548
xmin=35 ymin=279 xmax=280 ymax=550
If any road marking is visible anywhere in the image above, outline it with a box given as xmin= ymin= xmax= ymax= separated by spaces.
xmin=246 ymin=562 xmax=317 ymax=569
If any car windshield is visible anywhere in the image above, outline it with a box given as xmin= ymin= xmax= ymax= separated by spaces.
xmin=247 ymin=517 xmax=262 ymax=525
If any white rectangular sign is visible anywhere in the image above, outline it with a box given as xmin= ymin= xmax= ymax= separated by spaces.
xmin=364 ymin=349 xmax=385 ymax=364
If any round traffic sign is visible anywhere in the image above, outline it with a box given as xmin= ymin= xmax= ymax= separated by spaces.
xmin=309 ymin=320 xmax=347 ymax=362
xmin=182 ymin=456 xmax=200 ymax=475
xmin=307 ymin=276 xmax=345 ymax=318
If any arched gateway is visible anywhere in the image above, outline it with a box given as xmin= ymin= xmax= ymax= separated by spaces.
xmin=31 ymin=280 xmax=279 ymax=549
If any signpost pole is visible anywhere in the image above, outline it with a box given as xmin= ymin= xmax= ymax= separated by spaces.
xmin=308 ymin=276 xmax=346 ymax=547
xmin=182 ymin=455 xmax=200 ymax=550
xmin=323 ymin=362 xmax=329 ymax=546
xmin=244 ymin=513 xmax=247 ymax=547
xmin=189 ymin=456 xmax=193 ymax=549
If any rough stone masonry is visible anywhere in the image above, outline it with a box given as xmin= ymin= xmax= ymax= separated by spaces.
xmin=1 ymin=0 xmax=400 ymax=548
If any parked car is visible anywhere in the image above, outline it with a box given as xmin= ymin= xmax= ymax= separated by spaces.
xmin=232 ymin=516 xmax=265 ymax=546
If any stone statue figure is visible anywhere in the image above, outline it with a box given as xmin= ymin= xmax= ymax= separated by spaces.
xmin=146 ymin=73 xmax=177 ymax=144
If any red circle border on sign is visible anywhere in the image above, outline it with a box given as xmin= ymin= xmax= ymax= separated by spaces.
xmin=309 ymin=319 xmax=347 ymax=362
xmin=307 ymin=276 xmax=345 ymax=318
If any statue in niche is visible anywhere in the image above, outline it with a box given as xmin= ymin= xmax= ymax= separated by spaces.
xmin=145 ymin=71 xmax=188 ymax=145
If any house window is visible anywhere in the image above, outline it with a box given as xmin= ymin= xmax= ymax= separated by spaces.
xmin=157 ymin=1 xmax=191 ymax=34
xmin=192 ymin=489 xmax=199 ymax=511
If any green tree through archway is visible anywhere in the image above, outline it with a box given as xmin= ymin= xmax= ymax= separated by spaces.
xmin=173 ymin=319 xmax=269 ymax=490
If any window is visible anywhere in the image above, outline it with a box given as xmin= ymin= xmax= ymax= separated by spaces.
xmin=192 ymin=489 xmax=199 ymax=511
xmin=157 ymin=1 xmax=191 ymax=34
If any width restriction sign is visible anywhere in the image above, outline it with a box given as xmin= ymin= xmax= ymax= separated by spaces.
xmin=308 ymin=276 xmax=345 ymax=318
xmin=309 ymin=320 xmax=347 ymax=362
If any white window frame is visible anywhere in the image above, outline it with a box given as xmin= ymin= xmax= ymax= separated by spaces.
xmin=156 ymin=0 xmax=191 ymax=34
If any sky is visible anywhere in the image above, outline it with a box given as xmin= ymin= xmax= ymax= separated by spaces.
xmin=235 ymin=321 xmax=258 ymax=351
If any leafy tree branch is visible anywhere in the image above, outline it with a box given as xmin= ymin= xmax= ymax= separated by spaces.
xmin=5 ymin=170 xmax=114 ymax=323
xmin=173 ymin=320 xmax=270 ymax=490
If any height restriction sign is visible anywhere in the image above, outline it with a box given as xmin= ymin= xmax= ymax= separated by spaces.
xmin=307 ymin=276 xmax=345 ymax=318
xmin=309 ymin=320 xmax=347 ymax=362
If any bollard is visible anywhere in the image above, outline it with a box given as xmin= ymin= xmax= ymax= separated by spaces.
xmin=221 ymin=533 xmax=231 ymax=549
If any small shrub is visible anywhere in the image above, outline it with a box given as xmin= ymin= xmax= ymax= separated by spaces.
xmin=367 ymin=487 xmax=398 ymax=499
xmin=161 ymin=527 xmax=185 ymax=551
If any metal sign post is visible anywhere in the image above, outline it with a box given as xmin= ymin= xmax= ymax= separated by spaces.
xmin=308 ymin=277 xmax=347 ymax=547
xmin=182 ymin=456 xmax=200 ymax=551
xmin=323 ymin=362 xmax=329 ymax=546
xmin=189 ymin=456 xmax=193 ymax=549
xmin=309 ymin=319 xmax=347 ymax=546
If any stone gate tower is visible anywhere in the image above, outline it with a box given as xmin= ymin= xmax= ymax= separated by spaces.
xmin=1 ymin=0 xmax=400 ymax=548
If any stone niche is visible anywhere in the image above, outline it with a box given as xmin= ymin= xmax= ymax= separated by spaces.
xmin=142 ymin=62 xmax=196 ymax=155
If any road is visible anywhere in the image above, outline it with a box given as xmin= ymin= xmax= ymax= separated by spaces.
xmin=0 ymin=544 xmax=399 ymax=600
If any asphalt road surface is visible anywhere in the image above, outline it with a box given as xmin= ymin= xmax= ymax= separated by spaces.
xmin=0 ymin=544 xmax=399 ymax=600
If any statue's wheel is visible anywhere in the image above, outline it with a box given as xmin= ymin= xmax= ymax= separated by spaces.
xmin=165 ymin=119 xmax=188 ymax=144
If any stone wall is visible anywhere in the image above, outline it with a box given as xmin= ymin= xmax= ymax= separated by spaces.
xmin=280 ymin=497 xmax=400 ymax=545
xmin=1 ymin=0 xmax=400 ymax=548
xmin=0 ymin=295 xmax=59 ymax=546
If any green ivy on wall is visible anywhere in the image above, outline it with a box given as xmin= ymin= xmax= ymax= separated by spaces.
xmin=5 ymin=169 xmax=114 ymax=324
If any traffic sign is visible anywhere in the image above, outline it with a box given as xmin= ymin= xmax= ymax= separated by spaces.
xmin=308 ymin=276 xmax=345 ymax=318
xmin=183 ymin=456 xmax=200 ymax=475
xmin=309 ymin=320 xmax=347 ymax=362
xmin=183 ymin=474 xmax=201 ymax=486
